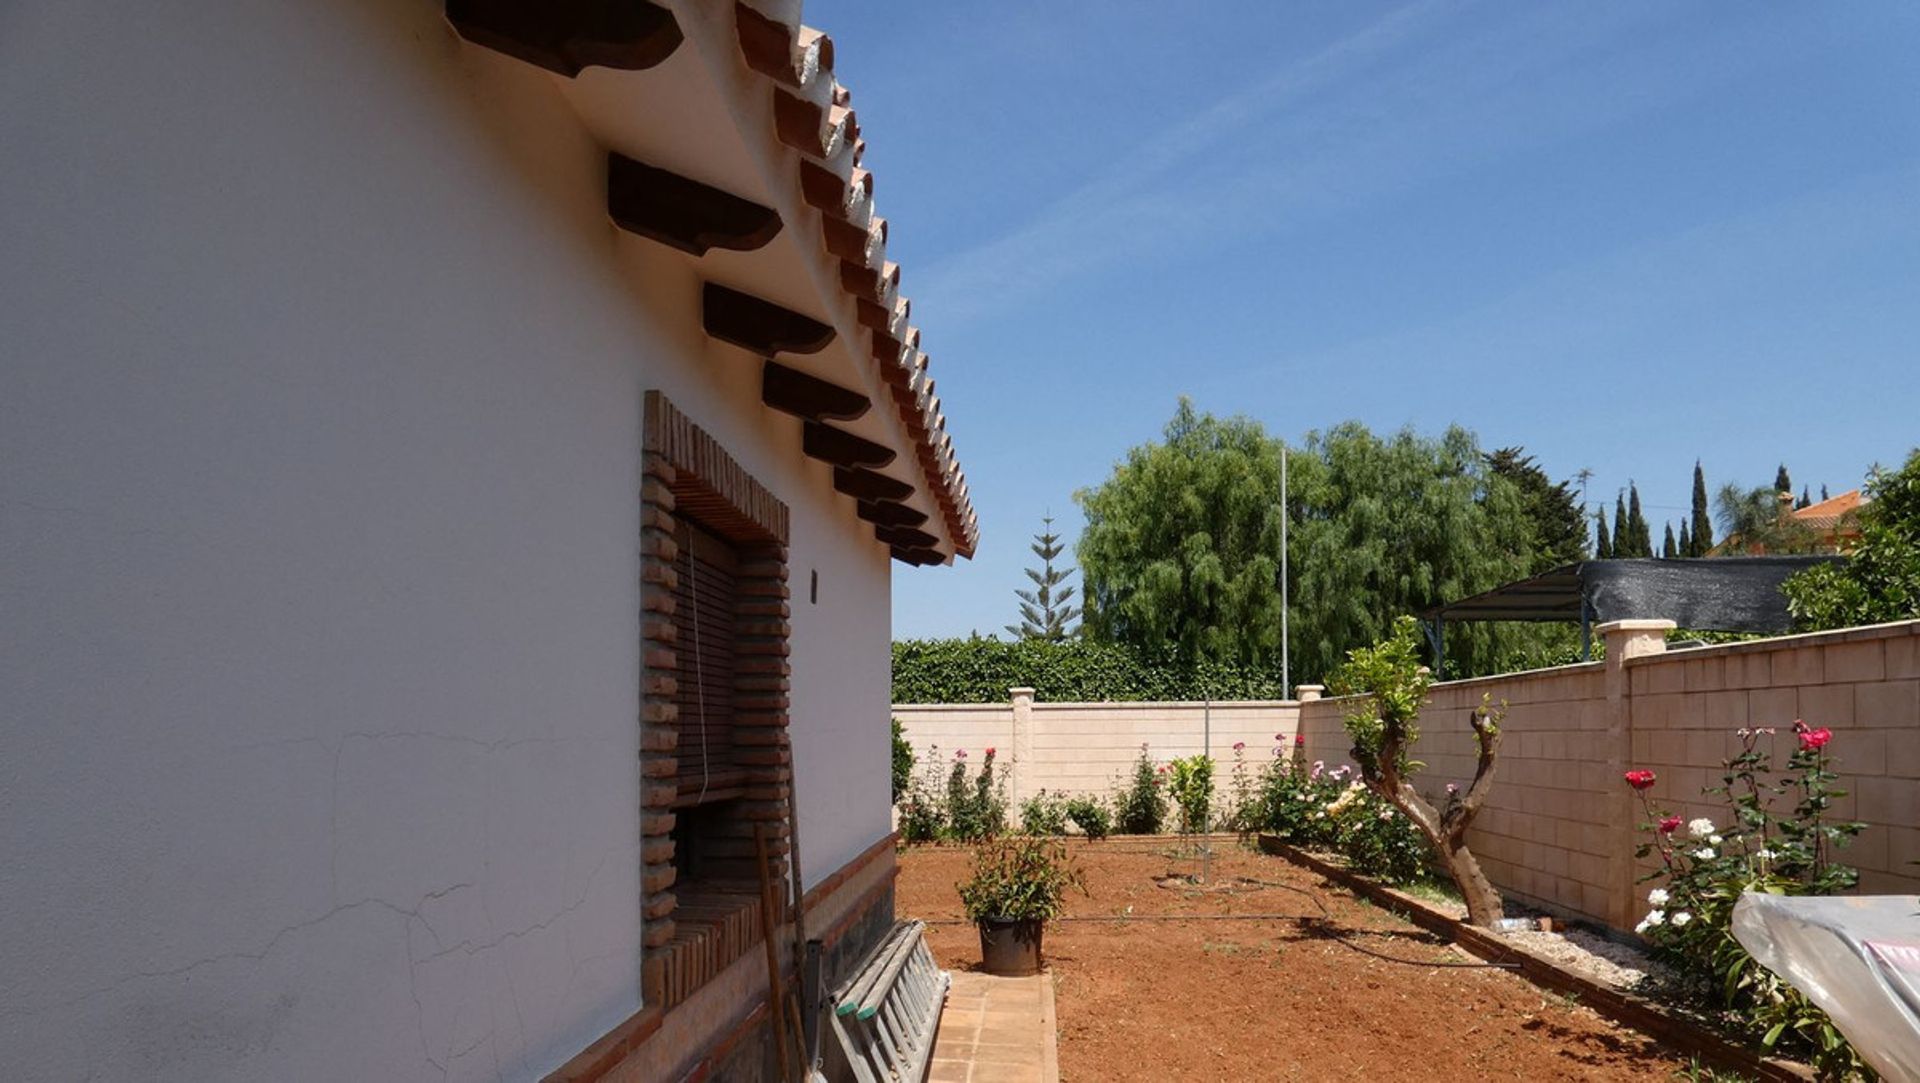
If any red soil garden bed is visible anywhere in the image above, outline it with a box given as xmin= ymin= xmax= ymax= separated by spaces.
xmin=898 ymin=840 xmax=1690 ymax=1081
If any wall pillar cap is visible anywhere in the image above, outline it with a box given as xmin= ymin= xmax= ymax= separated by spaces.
xmin=1594 ymin=619 xmax=1677 ymax=634
xmin=1294 ymin=684 xmax=1325 ymax=702
xmin=1008 ymin=686 xmax=1036 ymax=697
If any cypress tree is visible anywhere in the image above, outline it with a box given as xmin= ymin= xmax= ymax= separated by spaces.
xmin=1678 ymin=520 xmax=1692 ymax=558
xmin=1615 ymin=493 xmax=1630 ymax=557
xmin=1798 ymin=485 xmax=1811 ymax=509
xmin=1821 ymin=483 xmax=1830 ymax=502
xmin=1626 ymin=485 xmax=1652 ymax=557
xmin=1775 ymin=464 xmax=1793 ymax=496
xmin=1662 ymin=523 xmax=1677 ymax=559
xmin=1689 ymin=461 xmax=1713 ymax=556
xmin=1595 ymin=507 xmax=1613 ymax=559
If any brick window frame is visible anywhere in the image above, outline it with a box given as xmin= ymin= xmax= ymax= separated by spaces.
xmin=639 ymin=391 xmax=793 ymax=1011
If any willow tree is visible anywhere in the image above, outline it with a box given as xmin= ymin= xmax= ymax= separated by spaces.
xmin=1075 ymin=398 xmax=1286 ymax=668
xmin=1331 ymin=616 xmax=1506 ymax=926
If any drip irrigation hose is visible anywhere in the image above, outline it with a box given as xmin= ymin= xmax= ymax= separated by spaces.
xmin=923 ymin=877 xmax=1519 ymax=971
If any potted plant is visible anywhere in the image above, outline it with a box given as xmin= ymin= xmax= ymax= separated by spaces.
xmin=957 ymin=835 xmax=1086 ymax=975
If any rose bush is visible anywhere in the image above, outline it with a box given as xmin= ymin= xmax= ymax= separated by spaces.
xmin=1628 ymin=721 xmax=1868 ymax=1079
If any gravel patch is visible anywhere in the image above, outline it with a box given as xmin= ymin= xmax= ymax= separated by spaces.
xmin=1504 ymin=925 xmax=1676 ymax=990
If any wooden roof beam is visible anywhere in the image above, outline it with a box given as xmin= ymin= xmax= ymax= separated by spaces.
xmin=762 ymin=361 xmax=868 ymax=423
xmin=445 ymin=0 xmax=682 ymax=77
xmin=702 ymin=283 xmax=835 ymax=357
xmin=802 ymin=422 xmax=893 ymax=469
xmin=607 ymin=154 xmax=782 ymax=257
xmin=833 ymin=467 xmax=913 ymax=503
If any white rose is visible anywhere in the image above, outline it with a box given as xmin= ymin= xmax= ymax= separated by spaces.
xmin=1708 ymin=835 xmax=1723 ymax=846
xmin=1636 ymin=909 xmax=1666 ymax=933
xmin=1694 ymin=848 xmax=1716 ymax=861
xmin=1688 ymin=818 xmax=1717 ymax=840
xmin=1671 ymin=911 xmax=1693 ymax=927
xmin=1647 ymin=888 xmax=1670 ymax=907
xmin=1756 ymin=849 xmax=1776 ymax=861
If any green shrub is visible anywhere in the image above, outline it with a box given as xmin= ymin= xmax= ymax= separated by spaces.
xmin=891 ymin=637 xmax=1288 ymax=704
xmin=1786 ymin=448 xmax=1920 ymax=630
xmin=1325 ymin=782 xmax=1431 ymax=885
xmin=1113 ymin=745 xmax=1167 ymax=835
xmin=944 ymin=748 xmax=1008 ymax=842
xmin=1064 ymin=795 xmax=1112 ymax=840
xmin=1255 ymin=754 xmax=1346 ymax=849
xmin=891 ymin=717 xmax=914 ymax=805
xmin=899 ymin=785 xmax=943 ymax=844
xmin=1166 ymin=754 xmax=1215 ymax=836
xmin=1019 ymin=791 xmax=1070 ymax=836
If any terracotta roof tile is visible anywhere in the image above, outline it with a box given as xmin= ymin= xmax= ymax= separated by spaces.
xmin=732 ymin=0 xmax=977 ymax=558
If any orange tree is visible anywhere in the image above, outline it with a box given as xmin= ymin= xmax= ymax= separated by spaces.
xmin=1330 ymin=616 xmax=1506 ymax=926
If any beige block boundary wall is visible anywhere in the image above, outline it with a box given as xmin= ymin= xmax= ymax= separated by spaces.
xmin=897 ymin=619 xmax=1920 ymax=934
xmin=893 ymin=696 xmax=1300 ymax=808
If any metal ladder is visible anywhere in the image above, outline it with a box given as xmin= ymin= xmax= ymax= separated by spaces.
xmin=823 ymin=920 xmax=949 ymax=1083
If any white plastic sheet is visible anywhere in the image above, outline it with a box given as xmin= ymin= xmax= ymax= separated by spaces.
xmin=1731 ymin=893 xmax=1920 ymax=1082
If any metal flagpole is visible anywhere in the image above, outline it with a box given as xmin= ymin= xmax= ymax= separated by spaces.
xmin=1280 ymin=442 xmax=1290 ymax=698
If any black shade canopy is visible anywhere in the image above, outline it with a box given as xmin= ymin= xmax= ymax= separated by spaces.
xmin=1420 ymin=557 xmax=1844 ymax=634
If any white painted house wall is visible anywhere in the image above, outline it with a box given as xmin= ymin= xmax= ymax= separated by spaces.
xmin=0 ymin=2 xmax=893 ymax=1080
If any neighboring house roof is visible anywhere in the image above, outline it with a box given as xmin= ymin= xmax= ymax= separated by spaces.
xmin=1792 ymin=489 xmax=1866 ymax=532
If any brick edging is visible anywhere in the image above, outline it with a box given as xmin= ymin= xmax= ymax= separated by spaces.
xmin=1254 ymin=836 xmax=1813 ymax=1082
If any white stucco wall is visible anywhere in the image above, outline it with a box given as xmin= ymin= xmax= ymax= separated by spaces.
xmin=0 ymin=2 xmax=894 ymax=1080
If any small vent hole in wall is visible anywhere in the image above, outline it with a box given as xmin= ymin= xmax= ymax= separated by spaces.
xmin=810 ymin=569 xmax=818 ymax=604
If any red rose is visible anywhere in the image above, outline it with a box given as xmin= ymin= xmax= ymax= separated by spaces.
xmin=1624 ymin=769 xmax=1657 ymax=790
xmin=1797 ymin=727 xmax=1832 ymax=752
xmin=1294 ymin=734 xmax=1306 ymax=747
xmin=1658 ymin=816 xmax=1682 ymax=835
xmin=985 ymin=747 xmax=996 ymax=756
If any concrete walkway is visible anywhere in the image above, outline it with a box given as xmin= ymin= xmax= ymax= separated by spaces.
xmin=928 ymin=970 xmax=1058 ymax=1083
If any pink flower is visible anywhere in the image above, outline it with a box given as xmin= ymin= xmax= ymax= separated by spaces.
xmin=1658 ymin=816 xmax=1682 ymax=835
xmin=1232 ymin=741 xmax=1246 ymax=752
xmin=1445 ymin=783 xmax=1460 ymax=796
xmin=1275 ymin=733 xmax=1285 ymax=742
xmin=1309 ymin=760 xmax=1324 ymax=781
xmin=954 ymin=749 xmax=967 ymax=760
xmin=1624 ymin=769 xmax=1656 ymax=790
xmin=1797 ymin=727 xmax=1833 ymax=752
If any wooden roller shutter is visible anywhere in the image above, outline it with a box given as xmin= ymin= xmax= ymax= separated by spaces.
xmin=671 ymin=518 xmax=746 ymax=805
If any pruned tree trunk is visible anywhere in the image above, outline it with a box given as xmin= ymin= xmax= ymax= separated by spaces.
xmin=1361 ymin=698 xmax=1506 ymax=927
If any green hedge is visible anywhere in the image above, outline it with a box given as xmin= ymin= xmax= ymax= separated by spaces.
xmin=891 ymin=637 xmax=1289 ymax=703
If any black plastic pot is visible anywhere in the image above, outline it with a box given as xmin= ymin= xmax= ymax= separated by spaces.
xmin=977 ymin=917 xmax=1045 ymax=976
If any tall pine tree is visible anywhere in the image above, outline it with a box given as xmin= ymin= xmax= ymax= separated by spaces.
xmin=1689 ymin=461 xmax=1713 ymax=556
xmin=1662 ymin=523 xmax=1677 ymax=559
xmin=1798 ymin=485 xmax=1812 ymax=509
xmin=1595 ymin=507 xmax=1613 ymax=559
xmin=1775 ymin=464 xmax=1793 ymax=496
xmin=1005 ymin=515 xmax=1081 ymax=640
xmin=1678 ymin=520 xmax=1692 ymax=558
xmin=1615 ymin=493 xmax=1631 ymax=557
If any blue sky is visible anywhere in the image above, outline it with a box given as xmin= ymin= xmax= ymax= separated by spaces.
xmin=807 ymin=1 xmax=1920 ymax=640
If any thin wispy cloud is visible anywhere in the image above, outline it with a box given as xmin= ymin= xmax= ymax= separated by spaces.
xmin=917 ymin=2 xmax=1737 ymax=323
